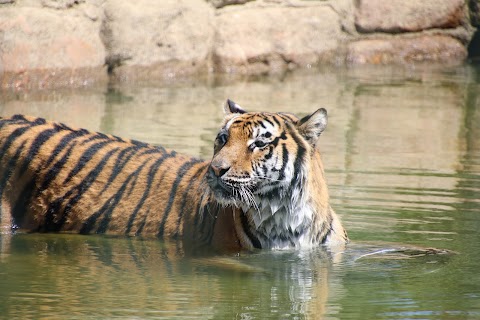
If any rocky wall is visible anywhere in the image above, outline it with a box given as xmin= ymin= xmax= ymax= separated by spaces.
xmin=0 ymin=0 xmax=478 ymax=89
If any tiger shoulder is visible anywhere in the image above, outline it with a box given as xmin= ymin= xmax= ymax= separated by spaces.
xmin=0 ymin=100 xmax=348 ymax=251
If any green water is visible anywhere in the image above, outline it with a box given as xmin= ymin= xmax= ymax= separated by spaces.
xmin=1 ymin=64 xmax=480 ymax=319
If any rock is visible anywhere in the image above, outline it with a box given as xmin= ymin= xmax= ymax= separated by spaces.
xmin=0 ymin=0 xmax=476 ymax=89
xmin=355 ymin=0 xmax=466 ymax=33
xmin=206 ymin=0 xmax=255 ymax=9
xmin=213 ymin=3 xmax=342 ymax=75
xmin=0 ymin=6 xmax=107 ymax=89
xmin=346 ymin=35 xmax=467 ymax=64
xmin=103 ymin=0 xmax=215 ymax=82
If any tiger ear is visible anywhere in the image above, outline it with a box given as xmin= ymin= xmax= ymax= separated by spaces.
xmin=297 ymin=108 xmax=328 ymax=147
xmin=224 ymin=99 xmax=247 ymax=115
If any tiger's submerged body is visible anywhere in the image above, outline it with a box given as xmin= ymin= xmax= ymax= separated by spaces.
xmin=0 ymin=100 xmax=348 ymax=251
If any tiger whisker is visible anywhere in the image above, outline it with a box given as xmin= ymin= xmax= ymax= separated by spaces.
xmin=240 ymin=185 xmax=260 ymax=220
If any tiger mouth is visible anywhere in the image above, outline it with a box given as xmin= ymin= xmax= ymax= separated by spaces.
xmin=208 ymin=181 xmax=237 ymax=204
xmin=207 ymin=172 xmax=256 ymax=204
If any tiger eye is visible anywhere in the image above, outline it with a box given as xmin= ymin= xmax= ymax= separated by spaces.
xmin=254 ymin=140 xmax=267 ymax=148
xmin=217 ymin=133 xmax=228 ymax=146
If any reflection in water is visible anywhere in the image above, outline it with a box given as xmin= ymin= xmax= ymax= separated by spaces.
xmin=0 ymin=234 xmax=339 ymax=319
xmin=1 ymin=64 xmax=480 ymax=318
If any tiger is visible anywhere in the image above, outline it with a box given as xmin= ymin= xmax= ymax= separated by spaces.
xmin=0 ymin=99 xmax=348 ymax=251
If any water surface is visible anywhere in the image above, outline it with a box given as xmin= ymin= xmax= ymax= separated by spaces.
xmin=1 ymin=64 xmax=480 ymax=319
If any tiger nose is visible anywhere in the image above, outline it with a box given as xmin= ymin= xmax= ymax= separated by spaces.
xmin=210 ymin=162 xmax=230 ymax=178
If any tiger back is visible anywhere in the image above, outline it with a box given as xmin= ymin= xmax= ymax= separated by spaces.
xmin=0 ymin=100 xmax=348 ymax=251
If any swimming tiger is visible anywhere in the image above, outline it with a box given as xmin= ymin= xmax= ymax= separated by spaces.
xmin=0 ymin=100 xmax=348 ymax=251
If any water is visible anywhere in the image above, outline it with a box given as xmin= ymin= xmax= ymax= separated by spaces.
xmin=1 ymin=64 xmax=480 ymax=319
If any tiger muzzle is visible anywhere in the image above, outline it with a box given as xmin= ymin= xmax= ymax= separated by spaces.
xmin=207 ymin=161 xmax=233 ymax=199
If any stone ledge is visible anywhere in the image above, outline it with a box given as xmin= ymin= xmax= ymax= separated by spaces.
xmin=0 ymin=0 xmax=477 ymax=90
xmin=346 ymin=35 xmax=467 ymax=65
xmin=213 ymin=4 xmax=342 ymax=75
xmin=355 ymin=0 xmax=466 ymax=33
xmin=1 ymin=67 xmax=108 ymax=90
xmin=0 ymin=7 xmax=105 ymax=69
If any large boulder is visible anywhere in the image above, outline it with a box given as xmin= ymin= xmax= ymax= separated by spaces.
xmin=102 ymin=0 xmax=215 ymax=82
xmin=355 ymin=0 xmax=466 ymax=33
xmin=0 ymin=4 xmax=107 ymax=90
xmin=213 ymin=2 xmax=343 ymax=75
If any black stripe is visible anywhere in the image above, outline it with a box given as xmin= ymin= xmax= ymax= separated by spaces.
xmin=196 ymin=201 xmax=218 ymax=245
xmin=12 ymin=176 xmax=37 ymax=228
xmin=205 ymin=203 xmax=219 ymax=246
xmin=11 ymin=115 xmax=29 ymax=122
xmin=174 ymin=164 xmax=207 ymax=237
xmin=43 ymin=128 xmax=89 ymax=169
xmin=264 ymin=145 xmax=274 ymax=160
xmin=270 ymin=116 xmax=281 ymax=127
xmin=0 ymin=120 xmax=45 ymax=164
xmin=99 ymin=146 xmax=137 ymax=194
xmin=240 ymin=212 xmax=262 ymax=249
xmin=42 ymin=146 xmax=117 ymax=231
xmin=96 ymin=163 xmax=145 ymax=234
xmin=46 ymin=147 xmax=121 ymax=232
xmin=157 ymin=158 xmax=204 ymax=237
xmin=38 ymin=142 xmax=78 ymax=194
xmin=288 ymin=124 xmax=307 ymax=188
xmin=191 ymin=201 xmax=205 ymax=241
xmin=135 ymin=208 xmax=150 ymax=236
xmin=270 ymin=131 xmax=287 ymax=148
xmin=278 ymin=114 xmax=293 ymax=122
xmin=264 ymin=118 xmax=275 ymax=127
xmin=19 ymin=128 xmax=58 ymax=174
xmin=277 ymin=143 xmax=289 ymax=181
xmin=0 ymin=142 xmax=26 ymax=226
xmin=193 ymin=199 xmax=210 ymax=230
xmin=42 ymin=198 xmax=62 ymax=232
xmin=79 ymin=158 xmax=151 ymax=234
xmin=129 ymin=138 xmax=149 ymax=148
xmin=0 ymin=117 xmax=20 ymax=131
xmin=125 ymin=152 xmax=177 ymax=234
xmin=78 ymin=132 xmax=110 ymax=146
xmin=100 ymin=147 xmax=165 ymax=195
xmin=63 ymin=139 xmax=113 ymax=184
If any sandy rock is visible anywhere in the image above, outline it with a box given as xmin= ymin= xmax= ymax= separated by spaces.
xmin=213 ymin=4 xmax=342 ymax=75
xmin=346 ymin=35 xmax=467 ymax=65
xmin=0 ymin=6 xmax=107 ymax=89
xmin=103 ymin=0 xmax=215 ymax=82
xmin=355 ymin=0 xmax=466 ymax=33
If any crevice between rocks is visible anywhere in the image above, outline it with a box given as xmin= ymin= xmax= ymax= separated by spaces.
xmin=468 ymin=30 xmax=480 ymax=60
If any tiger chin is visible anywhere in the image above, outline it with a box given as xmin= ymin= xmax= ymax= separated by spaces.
xmin=0 ymin=99 xmax=348 ymax=252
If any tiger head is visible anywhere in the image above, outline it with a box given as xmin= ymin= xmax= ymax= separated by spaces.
xmin=207 ymin=99 xmax=328 ymax=210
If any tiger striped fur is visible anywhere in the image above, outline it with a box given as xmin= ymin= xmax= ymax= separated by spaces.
xmin=0 ymin=100 xmax=348 ymax=251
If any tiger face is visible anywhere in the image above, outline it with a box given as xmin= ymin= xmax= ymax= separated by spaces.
xmin=207 ymin=100 xmax=328 ymax=209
